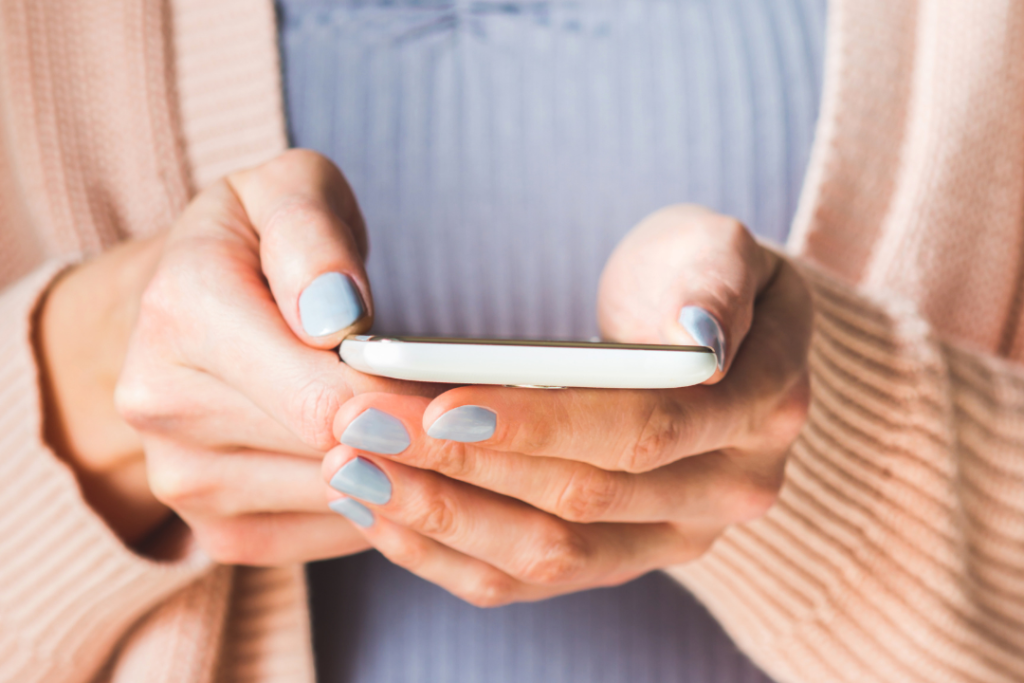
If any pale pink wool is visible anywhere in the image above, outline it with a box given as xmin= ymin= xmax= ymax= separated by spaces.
xmin=1 ymin=1 xmax=1022 ymax=681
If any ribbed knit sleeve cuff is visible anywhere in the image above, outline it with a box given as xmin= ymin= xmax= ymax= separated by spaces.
xmin=668 ymin=262 xmax=1024 ymax=683
xmin=0 ymin=261 xmax=214 ymax=683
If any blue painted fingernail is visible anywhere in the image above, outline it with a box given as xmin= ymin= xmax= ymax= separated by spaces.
xmin=299 ymin=272 xmax=365 ymax=337
xmin=678 ymin=306 xmax=725 ymax=371
xmin=340 ymin=408 xmax=410 ymax=454
xmin=329 ymin=456 xmax=392 ymax=504
xmin=329 ymin=498 xmax=375 ymax=527
xmin=427 ymin=405 xmax=497 ymax=443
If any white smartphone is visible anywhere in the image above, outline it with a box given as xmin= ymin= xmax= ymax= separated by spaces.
xmin=339 ymin=335 xmax=717 ymax=389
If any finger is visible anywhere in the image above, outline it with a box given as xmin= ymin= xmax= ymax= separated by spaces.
xmin=176 ymin=363 xmax=441 ymax=455
xmin=729 ymin=257 xmax=814 ymax=403
xmin=125 ymin=191 xmax=428 ymax=453
xmin=124 ymin=151 xmax=439 ymax=452
xmin=419 ymin=258 xmax=810 ymax=473
xmin=120 ymin=290 xmax=346 ymax=452
xmin=598 ymin=204 xmax=779 ymax=378
xmin=128 ymin=366 xmax=323 ymax=457
xmin=145 ymin=440 xmax=329 ymax=516
xmin=419 ymin=384 xmax=740 ymax=472
xmin=331 ymin=393 xmax=777 ymax=524
xmin=227 ymin=148 xmax=373 ymax=348
xmin=322 ymin=447 xmax=694 ymax=587
xmin=191 ymin=511 xmax=371 ymax=566
xmin=335 ymin=510 xmax=559 ymax=607
xmin=707 ymin=257 xmax=813 ymax=457
xmin=394 ymin=441 xmax=777 ymax=526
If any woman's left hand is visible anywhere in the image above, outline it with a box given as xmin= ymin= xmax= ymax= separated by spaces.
xmin=321 ymin=205 xmax=814 ymax=605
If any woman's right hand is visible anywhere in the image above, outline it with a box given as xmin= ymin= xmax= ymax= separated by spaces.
xmin=40 ymin=150 xmax=438 ymax=563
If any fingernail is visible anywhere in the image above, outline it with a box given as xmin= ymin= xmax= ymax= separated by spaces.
xmin=299 ymin=272 xmax=364 ymax=337
xmin=340 ymin=408 xmax=410 ymax=454
xmin=678 ymin=306 xmax=725 ymax=371
xmin=329 ymin=498 xmax=375 ymax=527
xmin=427 ymin=405 xmax=497 ymax=443
xmin=329 ymin=456 xmax=392 ymax=504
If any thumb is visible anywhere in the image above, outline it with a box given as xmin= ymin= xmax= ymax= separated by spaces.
xmin=225 ymin=149 xmax=373 ymax=350
xmin=597 ymin=204 xmax=779 ymax=381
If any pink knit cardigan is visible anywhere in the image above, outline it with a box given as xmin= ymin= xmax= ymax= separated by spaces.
xmin=1 ymin=1 xmax=1021 ymax=681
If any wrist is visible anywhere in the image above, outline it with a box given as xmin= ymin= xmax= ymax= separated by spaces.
xmin=35 ymin=234 xmax=171 ymax=545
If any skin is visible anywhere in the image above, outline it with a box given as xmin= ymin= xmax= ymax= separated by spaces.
xmin=37 ymin=151 xmax=814 ymax=597
xmin=37 ymin=150 xmax=440 ymax=559
xmin=320 ymin=206 xmax=814 ymax=606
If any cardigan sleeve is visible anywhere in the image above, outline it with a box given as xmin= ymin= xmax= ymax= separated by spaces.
xmin=669 ymin=262 xmax=1024 ymax=683
xmin=0 ymin=262 xmax=215 ymax=683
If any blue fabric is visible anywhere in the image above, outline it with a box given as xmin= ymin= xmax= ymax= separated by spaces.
xmin=277 ymin=1 xmax=827 ymax=680
xmin=307 ymin=551 xmax=779 ymax=683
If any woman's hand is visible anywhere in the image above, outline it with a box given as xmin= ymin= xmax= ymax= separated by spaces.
xmin=39 ymin=149 xmax=438 ymax=561
xmin=319 ymin=205 xmax=813 ymax=605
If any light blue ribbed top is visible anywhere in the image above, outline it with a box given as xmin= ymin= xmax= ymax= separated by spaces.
xmin=277 ymin=1 xmax=827 ymax=680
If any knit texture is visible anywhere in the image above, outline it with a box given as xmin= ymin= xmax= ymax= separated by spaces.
xmin=673 ymin=262 xmax=1024 ymax=682
xmin=1 ymin=1 xmax=1023 ymax=682
xmin=0 ymin=0 xmax=297 ymax=682
xmin=680 ymin=1 xmax=1024 ymax=680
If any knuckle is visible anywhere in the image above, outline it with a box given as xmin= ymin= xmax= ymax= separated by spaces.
xmin=765 ymin=375 xmax=811 ymax=449
xmin=723 ymin=477 xmax=780 ymax=523
xmin=721 ymin=215 xmax=755 ymax=250
xmin=200 ymin=530 xmax=245 ymax=565
xmin=289 ymin=379 xmax=344 ymax=451
xmin=137 ymin=268 xmax=182 ymax=322
xmin=665 ymin=523 xmax=726 ymax=565
xmin=405 ymin=484 xmax=461 ymax=539
xmin=240 ymin=149 xmax=334 ymax=190
xmin=147 ymin=462 xmax=209 ymax=507
xmin=553 ymin=467 xmax=618 ymax=523
xmin=421 ymin=440 xmax=473 ymax=479
xmin=113 ymin=375 xmax=163 ymax=431
xmin=620 ymin=402 xmax=682 ymax=473
xmin=459 ymin=571 xmax=516 ymax=608
xmin=263 ymin=197 xmax=325 ymax=236
xmin=383 ymin=533 xmax=433 ymax=571
xmin=115 ymin=275 xmax=197 ymax=433
xmin=198 ymin=520 xmax=272 ymax=566
xmin=499 ymin=396 xmax=569 ymax=456
xmin=260 ymin=150 xmax=362 ymax=231
xmin=687 ymin=529 xmax=723 ymax=561
xmin=518 ymin=524 xmax=591 ymax=585
xmin=510 ymin=419 xmax=560 ymax=456
xmin=271 ymin=148 xmax=335 ymax=176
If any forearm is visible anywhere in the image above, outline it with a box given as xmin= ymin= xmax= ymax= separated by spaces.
xmin=669 ymin=262 xmax=1024 ymax=683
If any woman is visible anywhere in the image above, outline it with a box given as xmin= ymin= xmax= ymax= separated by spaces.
xmin=1 ymin=1 xmax=1021 ymax=683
